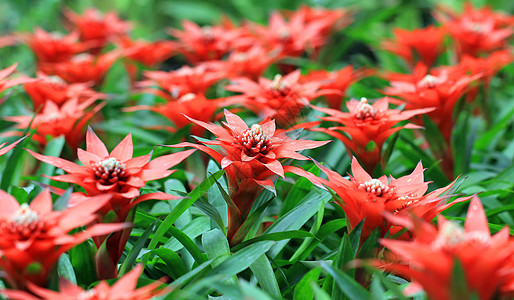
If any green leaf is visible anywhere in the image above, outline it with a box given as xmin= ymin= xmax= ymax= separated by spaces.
xmin=320 ymin=262 xmax=371 ymax=300
xmin=207 ymin=160 xmax=228 ymax=226
xmin=1 ymin=134 xmax=31 ymax=191
xmin=266 ymin=190 xmax=332 ymax=257
xmin=208 ymin=241 xmax=275 ymax=280
xmin=450 ymin=258 xmax=474 ymax=300
xmin=281 ymin=164 xmax=322 ymax=215
xmin=291 ymin=218 xmax=347 ymax=263
xmin=294 ymin=268 xmax=322 ymax=300
xmin=349 ymin=220 xmax=365 ymax=257
xmin=249 ymin=254 xmax=281 ymax=298
xmin=119 ymin=217 xmax=158 ymax=276
xmin=194 ymin=198 xmax=226 ymax=235
xmin=35 ymin=135 xmax=65 ymax=186
xmin=239 ymin=280 xmax=274 ymax=300
xmin=53 ymin=187 xmax=73 ymax=211
xmin=165 ymin=259 xmax=215 ymax=299
xmin=232 ymin=230 xmax=316 ymax=252
xmin=144 ymin=169 xmax=224 ymax=264
xmin=152 ymin=248 xmax=189 ymax=279
xmin=230 ymin=198 xmax=274 ymax=246
xmin=57 ymin=254 xmax=76 ymax=284
xmin=69 ymin=240 xmax=97 ymax=286
xmin=202 ymin=229 xmax=231 ymax=269
xmin=165 ymin=225 xmax=208 ymax=265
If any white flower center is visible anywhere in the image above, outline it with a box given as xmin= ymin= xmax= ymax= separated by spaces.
xmin=355 ymin=97 xmax=378 ymax=120
xmin=418 ymin=74 xmax=440 ymax=88
xmin=12 ymin=204 xmax=40 ymax=226
xmin=360 ymin=179 xmax=390 ymax=196
xmin=270 ymin=74 xmax=288 ymax=91
xmin=238 ymin=124 xmax=272 ymax=156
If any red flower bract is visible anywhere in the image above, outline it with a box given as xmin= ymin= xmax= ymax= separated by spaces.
xmin=381 ymin=25 xmax=446 ymax=68
xmin=296 ymin=157 xmax=468 ymax=241
xmin=28 ymin=128 xmax=194 ymax=219
xmin=4 ymin=98 xmax=103 ymax=149
xmin=125 ymin=93 xmax=223 ymax=137
xmin=19 ymin=28 xmax=91 ymax=63
xmin=0 ymin=189 xmax=126 ymax=289
xmin=24 ymin=73 xmax=104 ymax=109
xmin=65 ymin=8 xmax=131 ymax=53
xmin=225 ymin=70 xmax=336 ymax=128
xmin=376 ymin=196 xmax=514 ymax=300
xmin=311 ymin=97 xmax=434 ymax=173
xmin=169 ymin=110 xmax=330 ymax=244
xmin=2 ymin=265 xmax=167 ymax=300
xmin=437 ymin=3 xmax=514 ymax=57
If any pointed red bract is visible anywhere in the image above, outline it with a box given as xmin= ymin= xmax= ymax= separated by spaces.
xmin=383 ymin=63 xmax=480 ymax=178
xmin=437 ymin=3 xmax=514 ymax=57
xmin=225 ymin=70 xmax=335 ymax=127
xmin=2 ymin=265 xmax=168 ymax=300
xmin=125 ymin=93 xmax=222 ymax=136
xmin=381 ymin=25 xmax=446 ymax=68
xmin=375 ymin=196 xmax=514 ymax=300
xmin=296 ymin=157 xmax=469 ymax=240
xmin=24 ymin=73 xmax=103 ymax=109
xmin=65 ymin=8 xmax=131 ymax=53
xmin=28 ymin=128 xmax=193 ymax=219
xmin=0 ymin=190 xmax=126 ymax=289
xmin=19 ymin=28 xmax=92 ymax=63
xmin=166 ymin=110 xmax=330 ymax=243
xmin=311 ymin=97 xmax=434 ymax=173
xmin=4 ymin=98 xmax=103 ymax=149
xmin=302 ymin=66 xmax=371 ymax=109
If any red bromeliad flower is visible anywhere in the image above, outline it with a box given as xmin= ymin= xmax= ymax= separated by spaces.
xmin=287 ymin=5 xmax=352 ymax=38
xmin=302 ymin=66 xmax=372 ymax=109
xmin=205 ymin=45 xmax=280 ymax=81
xmin=461 ymin=50 xmax=513 ymax=89
xmin=225 ymin=70 xmax=336 ymax=128
xmin=140 ymin=64 xmax=225 ymax=100
xmin=19 ymin=28 xmax=91 ymax=63
xmin=296 ymin=157 xmax=468 ymax=241
xmin=2 ymin=265 xmax=167 ymax=300
xmin=65 ymin=8 xmax=131 ymax=53
xmin=0 ymin=64 xmax=34 ymax=97
xmin=28 ymin=128 xmax=194 ymax=220
xmin=376 ymin=196 xmax=514 ymax=300
xmin=38 ymin=51 xmax=122 ymax=85
xmin=383 ymin=63 xmax=480 ymax=178
xmin=311 ymin=97 xmax=434 ymax=173
xmin=0 ymin=189 xmax=126 ymax=289
xmin=436 ymin=3 xmax=514 ymax=57
xmin=119 ymin=36 xmax=177 ymax=68
xmin=4 ymin=98 xmax=103 ymax=149
xmin=125 ymin=93 xmax=223 ymax=137
xmin=24 ymin=73 xmax=103 ymax=109
xmin=381 ymin=25 xmax=447 ymax=68
xmin=169 ymin=20 xmax=252 ymax=64
xmin=169 ymin=110 xmax=330 ymax=244
xmin=255 ymin=11 xmax=336 ymax=61
xmin=460 ymin=50 xmax=513 ymax=106
xmin=28 ymin=128 xmax=194 ymax=279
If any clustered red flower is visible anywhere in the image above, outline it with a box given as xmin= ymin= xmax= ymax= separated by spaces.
xmin=0 ymin=2 xmax=512 ymax=299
